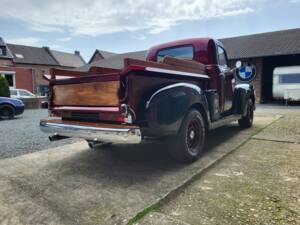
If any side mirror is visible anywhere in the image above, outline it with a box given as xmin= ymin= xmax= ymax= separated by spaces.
xmin=235 ymin=60 xmax=242 ymax=68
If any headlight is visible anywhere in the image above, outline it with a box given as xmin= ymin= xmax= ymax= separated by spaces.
xmin=16 ymin=99 xmax=24 ymax=106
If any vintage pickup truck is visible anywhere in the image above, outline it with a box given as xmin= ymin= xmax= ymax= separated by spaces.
xmin=40 ymin=38 xmax=255 ymax=162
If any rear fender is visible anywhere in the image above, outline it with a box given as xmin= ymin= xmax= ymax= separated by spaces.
xmin=145 ymin=83 xmax=208 ymax=136
xmin=232 ymin=84 xmax=255 ymax=116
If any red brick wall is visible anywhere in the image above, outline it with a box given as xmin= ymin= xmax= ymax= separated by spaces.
xmin=1 ymin=58 xmax=74 ymax=94
xmin=0 ymin=58 xmax=13 ymax=67
xmin=0 ymin=66 xmax=34 ymax=93
xmin=15 ymin=64 xmax=73 ymax=94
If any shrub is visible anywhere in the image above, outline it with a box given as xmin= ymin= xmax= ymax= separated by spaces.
xmin=0 ymin=76 xmax=10 ymax=97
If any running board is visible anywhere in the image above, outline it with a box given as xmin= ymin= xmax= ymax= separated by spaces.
xmin=209 ymin=114 xmax=242 ymax=130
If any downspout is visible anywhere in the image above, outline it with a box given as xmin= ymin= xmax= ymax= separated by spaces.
xmin=31 ymin=68 xmax=36 ymax=94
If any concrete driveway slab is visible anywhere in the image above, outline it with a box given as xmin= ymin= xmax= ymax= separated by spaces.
xmin=137 ymin=212 xmax=191 ymax=225
xmin=157 ymin=139 xmax=300 ymax=225
xmin=0 ymin=116 xmax=277 ymax=225
xmin=253 ymin=115 xmax=300 ymax=143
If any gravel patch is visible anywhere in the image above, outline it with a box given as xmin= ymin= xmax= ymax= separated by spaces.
xmin=0 ymin=109 xmax=79 ymax=159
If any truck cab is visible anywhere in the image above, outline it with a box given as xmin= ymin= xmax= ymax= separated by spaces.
xmin=147 ymin=38 xmax=235 ymax=114
xmin=40 ymin=38 xmax=256 ymax=163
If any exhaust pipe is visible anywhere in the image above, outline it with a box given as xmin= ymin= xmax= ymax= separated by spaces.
xmin=48 ymin=134 xmax=69 ymax=141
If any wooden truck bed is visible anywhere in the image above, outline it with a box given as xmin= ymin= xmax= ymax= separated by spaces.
xmin=45 ymin=56 xmax=209 ymax=123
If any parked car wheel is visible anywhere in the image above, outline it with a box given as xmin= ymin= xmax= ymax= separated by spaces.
xmin=167 ymin=109 xmax=206 ymax=163
xmin=238 ymin=98 xmax=254 ymax=128
xmin=0 ymin=104 xmax=15 ymax=119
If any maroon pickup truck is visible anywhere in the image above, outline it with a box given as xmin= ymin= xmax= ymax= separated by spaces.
xmin=40 ymin=38 xmax=255 ymax=163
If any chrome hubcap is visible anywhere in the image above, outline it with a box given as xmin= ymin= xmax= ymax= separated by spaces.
xmin=189 ymin=130 xmax=195 ymax=139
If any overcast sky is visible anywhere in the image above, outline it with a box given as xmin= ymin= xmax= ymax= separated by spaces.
xmin=1 ymin=0 xmax=300 ymax=61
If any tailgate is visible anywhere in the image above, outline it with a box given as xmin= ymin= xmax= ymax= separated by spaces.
xmin=47 ymin=69 xmax=125 ymax=122
xmin=53 ymin=80 xmax=120 ymax=107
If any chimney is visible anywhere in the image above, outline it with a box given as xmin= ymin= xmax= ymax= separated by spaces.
xmin=43 ymin=46 xmax=50 ymax=51
xmin=74 ymin=50 xmax=80 ymax=55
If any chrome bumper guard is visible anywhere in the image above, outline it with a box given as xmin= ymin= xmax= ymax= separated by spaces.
xmin=40 ymin=120 xmax=142 ymax=144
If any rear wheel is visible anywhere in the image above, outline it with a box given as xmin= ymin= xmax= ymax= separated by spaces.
xmin=0 ymin=105 xmax=15 ymax=119
xmin=238 ymin=99 xmax=254 ymax=128
xmin=167 ymin=109 xmax=206 ymax=163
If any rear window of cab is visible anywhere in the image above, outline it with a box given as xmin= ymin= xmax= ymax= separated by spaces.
xmin=156 ymin=45 xmax=194 ymax=62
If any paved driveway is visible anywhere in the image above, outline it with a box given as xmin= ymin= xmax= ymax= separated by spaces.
xmin=139 ymin=107 xmax=300 ymax=225
xmin=0 ymin=114 xmax=277 ymax=225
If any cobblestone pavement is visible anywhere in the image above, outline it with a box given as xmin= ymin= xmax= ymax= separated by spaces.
xmin=0 ymin=109 xmax=78 ymax=159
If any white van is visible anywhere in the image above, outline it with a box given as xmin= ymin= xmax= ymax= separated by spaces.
xmin=273 ymin=66 xmax=300 ymax=101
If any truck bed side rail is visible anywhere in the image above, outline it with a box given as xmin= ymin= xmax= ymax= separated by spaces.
xmin=123 ymin=57 xmax=207 ymax=75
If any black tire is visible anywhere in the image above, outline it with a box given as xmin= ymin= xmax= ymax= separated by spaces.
xmin=167 ymin=109 xmax=206 ymax=163
xmin=238 ymin=99 xmax=254 ymax=128
xmin=0 ymin=105 xmax=15 ymax=119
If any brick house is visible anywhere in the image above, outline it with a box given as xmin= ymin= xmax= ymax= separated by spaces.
xmin=0 ymin=37 xmax=86 ymax=96
xmin=0 ymin=37 xmax=13 ymax=67
xmin=88 ymin=49 xmax=116 ymax=64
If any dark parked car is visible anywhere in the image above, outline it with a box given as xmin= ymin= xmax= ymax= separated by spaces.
xmin=0 ymin=97 xmax=24 ymax=119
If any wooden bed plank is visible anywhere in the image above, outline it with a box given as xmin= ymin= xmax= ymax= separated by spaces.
xmin=53 ymin=81 xmax=119 ymax=106
xmin=162 ymin=56 xmax=206 ymax=74
xmin=50 ymin=67 xmax=120 ymax=79
xmin=123 ymin=57 xmax=207 ymax=75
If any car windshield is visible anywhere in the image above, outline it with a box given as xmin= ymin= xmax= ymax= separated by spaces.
xmin=19 ymin=90 xmax=34 ymax=96
xmin=10 ymin=90 xmax=18 ymax=95
xmin=157 ymin=45 xmax=194 ymax=62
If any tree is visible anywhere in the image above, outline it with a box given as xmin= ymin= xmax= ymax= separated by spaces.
xmin=0 ymin=76 xmax=10 ymax=97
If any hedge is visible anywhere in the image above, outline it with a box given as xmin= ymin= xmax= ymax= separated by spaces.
xmin=0 ymin=76 xmax=10 ymax=97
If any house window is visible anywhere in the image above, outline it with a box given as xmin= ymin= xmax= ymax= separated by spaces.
xmin=39 ymin=85 xmax=49 ymax=96
xmin=15 ymin=53 xmax=24 ymax=59
xmin=0 ymin=47 xmax=7 ymax=56
xmin=0 ymin=72 xmax=16 ymax=88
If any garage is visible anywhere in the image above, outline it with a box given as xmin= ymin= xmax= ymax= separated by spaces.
xmin=221 ymin=28 xmax=300 ymax=103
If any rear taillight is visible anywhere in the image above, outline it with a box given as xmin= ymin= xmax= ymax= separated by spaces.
xmin=116 ymin=115 xmax=126 ymax=123
xmin=120 ymin=104 xmax=135 ymax=124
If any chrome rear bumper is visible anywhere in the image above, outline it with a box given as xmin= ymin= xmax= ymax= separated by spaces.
xmin=40 ymin=120 xmax=142 ymax=144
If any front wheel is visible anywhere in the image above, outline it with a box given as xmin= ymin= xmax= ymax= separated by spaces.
xmin=238 ymin=99 xmax=254 ymax=128
xmin=167 ymin=109 xmax=206 ymax=163
xmin=0 ymin=105 xmax=15 ymax=120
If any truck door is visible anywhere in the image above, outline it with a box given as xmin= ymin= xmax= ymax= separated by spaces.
xmin=217 ymin=45 xmax=234 ymax=112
